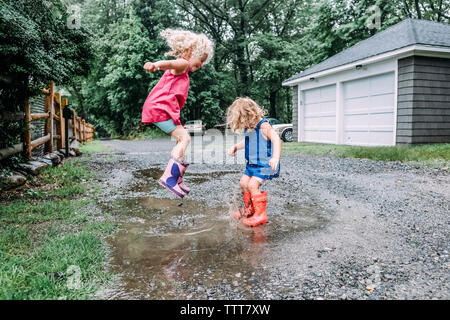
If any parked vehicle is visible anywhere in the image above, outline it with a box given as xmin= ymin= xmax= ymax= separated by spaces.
xmin=213 ymin=123 xmax=227 ymax=133
xmin=267 ymin=118 xmax=293 ymax=142
xmin=184 ymin=120 xmax=204 ymax=135
xmin=212 ymin=118 xmax=293 ymax=142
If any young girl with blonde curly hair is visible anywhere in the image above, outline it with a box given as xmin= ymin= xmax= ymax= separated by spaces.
xmin=142 ymin=29 xmax=214 ymax=198
xmin=227 ymin=97 xmax=282 ymax=227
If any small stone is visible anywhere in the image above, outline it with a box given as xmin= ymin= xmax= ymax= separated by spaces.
xmin=43 ymin=153 xmax=61 ymax=165
xmin=70 ymin=141 xmax=83 ymax=156
xmin=55 ymin=151 xmax=66 ymax=160
xmin=17 ymin=161 xmax=48 ymax=175
xmin=34 ymin=157 xmax=54 ymax=167
xmin=0 ymin=172 xmax=26 ymax=190
xmin=366 ymin=285 xmax=374 ymax=294
xmin=70 ymin=140 xmax=81 ymax=149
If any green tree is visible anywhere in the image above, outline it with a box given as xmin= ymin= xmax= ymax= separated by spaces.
xmin=182 ymin=64 xmax=235 ymax=127
xmin=81 ymin=10 xmax=155 ymax=136
xmin=71 ymin=0 xmax=450 ymax=137
xmin=308 ymin=0 xmax=449 ymax=67
xmin=402 ymin=0 xmax=450 ymax=21
xmin=248 ymin=0 xmax=316 ymax=121
xmin=0 ymin=0 xmax=92 ymax=147
xmin=176 ymin=0 xmax=282 ymax=96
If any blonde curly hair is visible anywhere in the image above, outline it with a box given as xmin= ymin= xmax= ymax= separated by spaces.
xmin=226 ymin=97 xmax=266 ymax=133
xmin=160 ymin=29 xmax=214 ymax=65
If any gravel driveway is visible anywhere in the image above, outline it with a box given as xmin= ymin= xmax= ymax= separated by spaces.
xmin=86 ymin=137 xmax=449 ymax=300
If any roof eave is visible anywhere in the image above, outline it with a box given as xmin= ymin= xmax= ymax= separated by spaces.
xmin=282 ymin=44 xmax=450 ymax=87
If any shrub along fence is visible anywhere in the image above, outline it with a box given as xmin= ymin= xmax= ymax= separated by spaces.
xmin=0 ymin=82 xmax=94 ymax=161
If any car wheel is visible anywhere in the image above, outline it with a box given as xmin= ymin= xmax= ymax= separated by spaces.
xmin=281 ymin=128 xmax=293 ymax=142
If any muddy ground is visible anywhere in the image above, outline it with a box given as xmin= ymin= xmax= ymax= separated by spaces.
xmin=85 ymin=137 xmax=449 ymax=300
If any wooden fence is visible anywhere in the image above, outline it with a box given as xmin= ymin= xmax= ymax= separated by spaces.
xmin=0 ymin=82 xmax=94 ymax=161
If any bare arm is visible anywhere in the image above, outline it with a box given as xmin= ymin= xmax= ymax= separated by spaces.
xmin=261 ymin=122 xmax=282 ymax=170
xmin=228 ymin=139 xmax=245 ymax=157
xmin=144 ymin=59 xmax=189 ymax=74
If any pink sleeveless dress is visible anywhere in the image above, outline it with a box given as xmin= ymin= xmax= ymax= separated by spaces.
xmin=141 ymin=67 xmax=190 ymax=126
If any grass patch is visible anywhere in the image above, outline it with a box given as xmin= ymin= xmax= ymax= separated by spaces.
xmin=0 ymin=232 xmax=108 ymax=299
xmin=83 ymin=221 xmax=116 ymax=235
xmin=283 ymin=142 xmax=450 ymax=167
xmin=79 ymin=140 xmax=112 ymax=154
xmin=0 ymin=158 xmax=116 ymax=299
xmin=0 ymin=199 xmax=89 ymax=225
xmin=21 ymin=161 xmax=93 ymax=201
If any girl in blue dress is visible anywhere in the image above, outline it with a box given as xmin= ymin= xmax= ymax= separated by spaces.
xmin=227 ymin=97 xmax=282 ymax=227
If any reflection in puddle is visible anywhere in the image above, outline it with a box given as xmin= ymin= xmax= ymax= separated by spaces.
xmin=98 ymin=194 xmax=328 ymax=300
xmin=98 ymin=168 xmax=329 ymax=299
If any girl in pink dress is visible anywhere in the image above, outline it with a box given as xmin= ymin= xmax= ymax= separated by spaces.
xmin=142 ymin=29 xmax=214 ymax=198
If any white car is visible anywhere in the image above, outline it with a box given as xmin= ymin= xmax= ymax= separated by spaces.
xmin=184 ymin=120 xmax=204 ymax=135
xmin=267 ymin=118 xmax=293 ymax=142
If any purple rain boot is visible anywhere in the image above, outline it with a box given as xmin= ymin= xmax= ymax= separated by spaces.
xmin=177 ymin=159 xmax=190 ymax=195
xmin=158 ymin=157 xmax=188 ymax=198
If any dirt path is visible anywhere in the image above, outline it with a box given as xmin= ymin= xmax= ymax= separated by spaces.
xmin=86 ymin=138 xmax=449 ymax=300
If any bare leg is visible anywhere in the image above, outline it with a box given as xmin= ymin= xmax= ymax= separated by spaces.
xmin=169 ymin=126 xmax=191 ymax=160
xmin=239 ymin=175 xmax=251 ymax=193
xmin=248 ymin=177 xmax=262 ymax=196
xmin=233 ymin=175 xmax=252 ymax=219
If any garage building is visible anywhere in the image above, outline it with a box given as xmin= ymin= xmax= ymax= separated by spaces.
xmin=283 ymin=19 xmax=450 ymax=146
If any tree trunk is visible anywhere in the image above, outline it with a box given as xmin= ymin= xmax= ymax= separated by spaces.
xmin=236 ymin=0 xmax=249 ymax=96
xmin=437 ymin=0 xmax=443 ymax=22
xmin=415 ymin=0 xmax=422 ymax=19
xmin=269 ymin=90 xmax=277 ymax=118
xmin=235 ymin=32 xmax=249 ymax=96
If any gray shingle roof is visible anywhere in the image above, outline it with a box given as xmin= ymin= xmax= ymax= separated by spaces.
xmin=283 ymin=19 xmax=450 ymax=84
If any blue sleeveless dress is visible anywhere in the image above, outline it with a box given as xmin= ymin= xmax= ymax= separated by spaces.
xmin=244 ymin=119 xmax=280 ymax=180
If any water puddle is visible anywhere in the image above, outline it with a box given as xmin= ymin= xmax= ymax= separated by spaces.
xmin=128 ymin=168 xmax=240 ymax=192
xmin=98 ymin=195 xmax=328 ymax=299
xmin=98 ymin=168 xmax=329 ymax=299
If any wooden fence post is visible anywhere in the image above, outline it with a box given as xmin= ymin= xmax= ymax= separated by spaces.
xmin=54 ymin=92 xmax=62 ymax=150
xmin=72 ymin=109 xmax=76 ymax=143
xmin=1 ymin=82 xmax=94 ymax=161
xmin=89 ymin=124 xmax=93 ymax=142
xmin=22 ymin=99 xmax=32 ymax=160
xmin=44 ymin=82 xmax=54 ymax=153
xmin=82 ymin=119 xmax=86 ymax=142
xmin=61 ymin=97 xmax=68 ymax=149
xmin=77 ymin=117 xmax=82 ymax=142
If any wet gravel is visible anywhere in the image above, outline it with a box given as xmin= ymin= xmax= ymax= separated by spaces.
xmin=87 ymin=138 xmax=449 ymax=300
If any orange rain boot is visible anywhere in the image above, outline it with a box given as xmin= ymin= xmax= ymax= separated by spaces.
xmin=243 ymin=191 xmax=268 ymax=227
xmin=233 ymin=192 xmax=255 ymax=219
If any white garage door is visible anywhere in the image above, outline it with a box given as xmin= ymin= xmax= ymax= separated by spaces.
xmin=343 ymin=72 xmax=395 ymax=146
xmin=303 ymin=84 xmax=336 ymax=143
